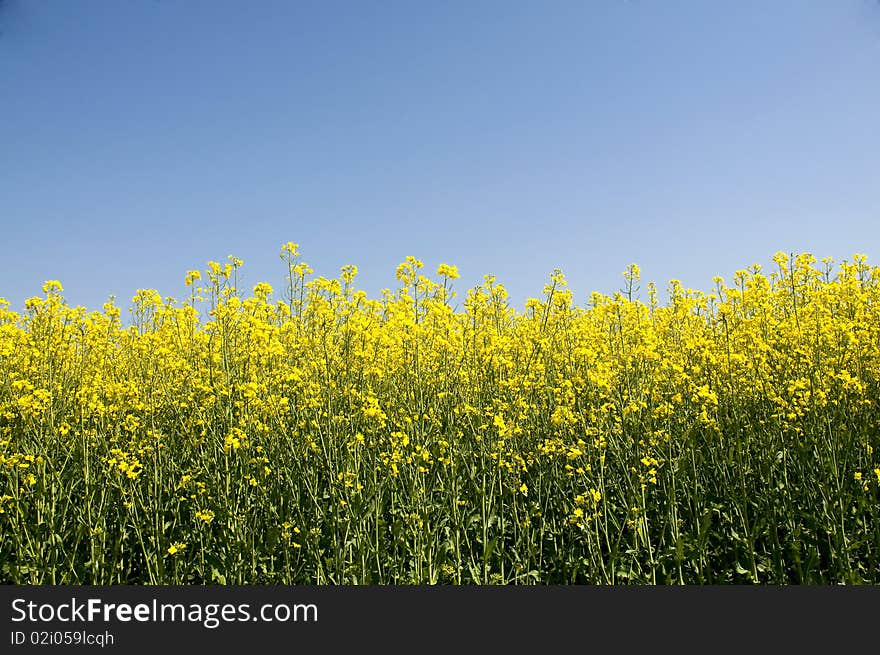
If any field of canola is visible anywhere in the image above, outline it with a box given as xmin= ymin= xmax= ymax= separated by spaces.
xmin=1 ymin=244 xmax=878 ymax=584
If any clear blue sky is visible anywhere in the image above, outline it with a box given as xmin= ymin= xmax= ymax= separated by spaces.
xmin=2 ymin=1 xmax=879 ymax=312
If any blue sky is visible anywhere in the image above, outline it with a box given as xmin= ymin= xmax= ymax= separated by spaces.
xmin=1 ymin=1 xmax=879 ymax=312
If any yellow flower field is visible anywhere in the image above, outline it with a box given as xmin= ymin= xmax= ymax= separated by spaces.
xmin=1 ymin=246 xmax=878 ymax=584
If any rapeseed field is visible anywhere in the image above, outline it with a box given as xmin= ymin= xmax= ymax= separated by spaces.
xmin=1 ymin=245 xmax=877 ymax=584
